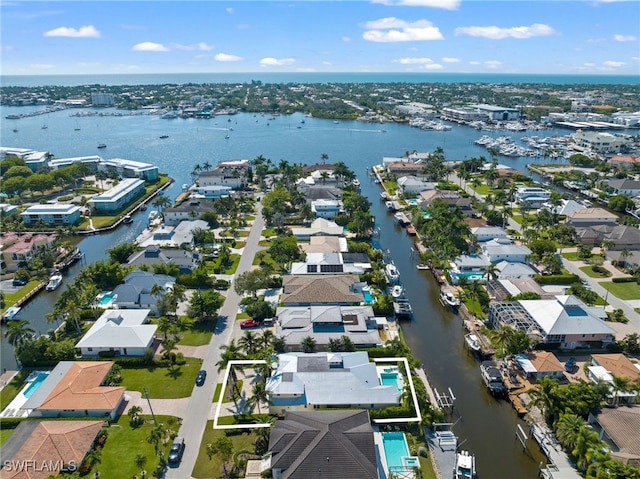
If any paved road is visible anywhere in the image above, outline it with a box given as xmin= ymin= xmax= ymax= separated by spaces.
xmin=165 ymin=203 xmax=264 ymax=479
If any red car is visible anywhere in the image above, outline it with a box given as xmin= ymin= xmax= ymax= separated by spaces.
xmin=240 ymin=319 xmax=259 ymax=329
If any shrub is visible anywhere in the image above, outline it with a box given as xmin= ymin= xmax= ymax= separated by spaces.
xmin=213 ymin=279 xmax=230 ymax=290
xmin=612 ymin=277 xmax=636 ymax=283
xmin=534 ymin=274 xmax=580 ymax=285
xmin=98 ymin=350 xmax=116 ymax=358
xmin=175 ymin=352 xmax=186 ymax=365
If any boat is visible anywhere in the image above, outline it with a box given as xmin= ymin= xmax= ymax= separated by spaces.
xmin=123 ymin=214 xmax=133 ymax=224
xmin=41 ymin=125 xmax=48 ymax=129
xmin=159 ymin=134 xmax=169 ymax=139
xmin=454 ymin=450 xmax=476 ymax=479
xmin=391 ymin=285 xmax=404 ymax=298
xmin=225 ymin=134 xmax=230 ymax=139
xmin=464 ymin=334 xmax=482 ymax=353
xmin=333 ymin=120 xmax=339 ymax=124
xmin=393 ymin=299 xmax=413 ymax=319
xmin=440 ymin=290 xmax=460 ymax=311
xmin=352 ymin=178 xmax=360 ymax=188
xmin=385 ymin=262 xmax=400 ymax=282
xmin=97 ymin=143 xmax=107 ymax=149
xmin=2 ymin=306 xmax=21 ymax=322
xmin=140 ymin=204 xmax=147 ymax=211
xmin=416 ymin=264 xmax=430 ymax=270
xmin=46 ymin=272 xmax=63 ymax=291
xmin=480 ymin=360 xmax=507 ymax=396
xmin=380 ymin=191 xmax=389 ymax=200
xmin=385 ymin=201 xmax=395 ymax=211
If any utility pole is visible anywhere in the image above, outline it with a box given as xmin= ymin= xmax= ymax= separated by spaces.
xmin=144 ymin=387 xmax=158 ymax=426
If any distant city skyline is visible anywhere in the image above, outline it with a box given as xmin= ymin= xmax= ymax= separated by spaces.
xmin=1 ymin=1 xmax=638 ymax=76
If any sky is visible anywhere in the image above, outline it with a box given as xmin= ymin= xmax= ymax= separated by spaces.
xmin=1 ymin=0 xmax=639 ymax=76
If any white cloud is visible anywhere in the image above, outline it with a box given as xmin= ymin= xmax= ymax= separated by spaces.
xmin=363 ymin=17 xmax=443 ymax=43
xmin=442 ymin=57 xmax=460 ymax=63
xmin=632 ymin=56 xmax=640 ymax=62
xmin=111 ymin=64 xmax=142 ymax=72
xmin=614 ymin=34 xmax=637 ymax=42
xmin=455 ymin=23 xmax=555 ymax=40
xmin=226 ymin=7 xmax=234 ymax=14
xmin=322 ymin=61 xmax=332 ymax=65
xmin=132 ymin=42 xmax=170 ymax=52
xmin=172 ymin=42 xmax=213 ymax=51
xmin=371 ymin=0 xmax=460 ymax=10
xmin=260 ymin=57 xmax=295 ymax=67
xmin=484 ymin=60 xmax=502 ymax=68
xmin=342 ymin=36 xmax=352 ymax=42
xmin=423 ymin=63 xmax=444 ymax=70
xmin=29 ymin=63 xmax=56 ymax=70
xmin=395 ymin=57 xmax=434 ymax=64
xmin=469 ymin=61 xmax=481 ymax=65
xmin=603 ymin=60 xmax=626 ymax=67
xmin=44 ymin=25 xmax=100 ymax=38
xmin=215 ymin=53 xmax=244 ymax=62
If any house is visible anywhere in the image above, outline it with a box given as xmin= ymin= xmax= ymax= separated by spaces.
xmin=99 ymin=158 xmax=159 ymax=181
xmin=515 ymin=352 xmax=565 ymax=381
xmin=275 ymin=305 xmax=383 ymax=351
xmin=609 ymin=155 xmax=640 ymax=170
xmin=607 ymin=179 xmax=640 ymax=198
xmin=138 ymin=220 xmax=208 ymax=248
xmin=187 ymin=185 xmax=232 ymax=200
xmin=266 ymin=352 xmax=401 ymax=414
xmin=75 ymin=309 xmax=157 ymax=357
xmin=494 ymin=260 xmax=537 ymax=279
xmin=88 ymin=178 xmax=146 ymax=212
xmin=607 ymin=250 xmax=640 ymax=269
xmin=543 ymin=199 xmax=586 ymax=217
xmin=571 ymin=131 xmax=629 ymax=154
xmin=110 ymin=271 xmax=175 ymax=316
xmin=0 ymin=420 xmax=104 ymax=479
xmin=486 ymin=278 xmax=554 ymax=301
xmin=589 ymin=406 xmax=640 ymax=466
xmin=197 ymin=160 xmax=249 ymax=189
xmin=311 ymin=199 xmax=342 ymax=219
xmin=48 ymin=155 xmax=101 ymax=171
xmin=22 ymin=362 xmax=125 ymax=420
xmin=126 ymin=245 xmax=199 ymax=274
xmin=291 ymin=218 xmax=344 ymax=240
xmin=281 ymin=275 xmax=362 ymax=306
xmin=566 ymin=208 xmax=618 ymax=227
xmin=449 ymin=255 xmax=491 ymax=284
xmin=387 ymin=162 xmax=423 ymax=177
xmin=0 ymin=232 xmax=57 ymax=272
xmin=0 ymin=203 xmax=18 ymax=217
xmin=21 ymin=204 xmax=82 ymax=225
xmin=397 ymin=176 xmax=436 ymax=195
xmin=488 ymin=295 xmax=616 ymax=350
xmin=587 ymin=354 xmax=640 ymax=404
xmin=471 ymin=226 xmax=509 ymax=242
xmin=515 ymin=186 xmax=551 ymax=207
xmin=419 ymin=191 xmax=475 ymax=216
xmin=481 ymin=243 xmax=532 ymax=264
xmin=300 ymin=235 xmax=348 ymax=254
xmin=267 ymin=410 xmax=378 ymax=479
xmin=290 ymin=252 xmax=370 ymax=276
xmin=163 ymin=199 xmax=218 ymax=225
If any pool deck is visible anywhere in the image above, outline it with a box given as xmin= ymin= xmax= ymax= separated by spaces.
xmin=0 ymin=372 xmax=43 ymax=419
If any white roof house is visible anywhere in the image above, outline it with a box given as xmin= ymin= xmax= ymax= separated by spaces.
xmin=265 ymin=352 xmax=400 ymax=413
xmin=397 ymin=176 xmax=436 ymax=195
xmin=291 ymin=218 xmax=344 ymax=240
xmin=88 ymin=178 xmax=145 ymax=212
xmin=481 ymin=244 xmax=532 ymax=264
xmin=311 ymin=199 xmax=342 ymax=219
xmin=471 ymin=226 xmax=509 ymax=242
xmin=100 ymin=158 xmax=159 ymax=180
xmin=21 ymin=204 xmax=82 ymax=225
xmin=289 ymin=252 xmax=369 ymax=275
xmin=48 ymin=155 xmax=102 ymax=170
xmin=544 ymin=199 xmax=586 ymax=217
xmin=495 ymin=261 xmax=537 ymax=279
xmin=76 ymin=309 xmax=156 ymax=357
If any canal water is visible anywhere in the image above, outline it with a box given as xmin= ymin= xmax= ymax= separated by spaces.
xmin=2 ymin=105 xmax=559 ymax=476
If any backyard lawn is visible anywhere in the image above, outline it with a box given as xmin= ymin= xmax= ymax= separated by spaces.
xmin=192 ymin=420 xmax=258 ymax=479
xmin=600 ymin=281 xmax=640 ymax=301
xmin=86 ymin=414 xmax=176 ymax=479
xmin=178 ymin=320 xmax=217 ymax=347
xmin=119 ymin=358 xmax=203 ymax=398
xmin=0 ymin=368 xmax=37 ymax=410
xmin=579 ymin=266 xmax=612 ymax=278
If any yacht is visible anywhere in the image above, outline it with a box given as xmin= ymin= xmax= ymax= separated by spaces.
xmin=440 ymin=290 xmax=460 ymax=311
xmin=454 ymin=450 xmax=476 ymax=479
xmin=416 ymin=264 xmax=430 ymax=270
xmin=480 ymin=360 xmax=507 ymax=396
xmin=2 ymin=306 xmax=21 ymax=322
xmin=385 ymin=201 xmax=395 ymax=211
xmin=391 ymin=285 xmax=404 ymax=299
xmin=352 ymin=178 xmax=361 ymax=188
xmin=97 ymin=143 xmax=107 ymax=149
xmin=46 ymin=272 xmax=63 ymax=291
xmin=464 ymin=334 xmax=482 ymax=353
xmin=393 ymin=298 xmax=413 ymax=319
xmin=159 ymin=135 xmax=169 ymax=139
xmin=123 ymin=214 xmax=133 ymax=224
xmin=385 ymin=262 xmax=400 ymax=282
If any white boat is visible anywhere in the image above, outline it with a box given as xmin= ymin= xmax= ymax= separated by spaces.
xmin=391 ymin=285 xmax=404 ymax=298
xmin=385 ymin=263 xmax=400 ymax=282
xmin=464 ymin=334 xmax=481 ymax=353
xmin=46 ymin=272 xmax=63 ymax=291
xmin=123 ymin=214 xmax=133 ymax=224
xmin=454 ymin=450 xmax=476 ymax=479
xmin=416 ymin=264 xmax=430 ymax=270
xmin=440 ymin=290 xmax=460 ymax=310
xmin=480 ymin=361 xmax=507 ymax=396
xmin=385 ymin=201 xmax=395 ymax=211
xmin=352 ymin=178 xmax=360 ymax=188
xmin=2 ymin=306 xmax=21 ymax=322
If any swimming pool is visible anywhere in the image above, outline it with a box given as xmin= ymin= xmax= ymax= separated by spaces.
xmin=382 ymin=432 xmax=410 ymax=471
xmin=96 ymin=292 xmax=115 ymax=307
xmin=362 ymin=291 xmax=375 ymax=304
xmin=380 ymin=372 xmax=404 ymax=393
xmin=23 ymin=372 xmax=50 ymax=398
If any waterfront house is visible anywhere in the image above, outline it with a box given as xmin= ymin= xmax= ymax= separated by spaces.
xmin=22 ymin=362 xmax=125 ymax=420
xmin=1 ymin=420 xmax=104 ymax=479
xmin=281 ymin=275 xmax=362 ymax=306
xmin=48 ymin=155 xmax=101 ymax=171
xmin=99 ymin=158 xmax=159 ymax=181
xmin=515 ymin=186 xmax=551 ymax=208
xmin=607 ymin=178 xmax=640 ymax=198
xmin=300 ymin=235 xmax=348 ymax=254
xmin=514 ymin=352 xmax=564 ymax=381
xmin=267 ymin=410 xmax=378 ymax=479
xmin=266 ymin=352 xmax=401 ymax=414
xmin=311 ymin=199 xmax=343 ymax=219
xmin=21 ymin=204 xmax=82 ymax=225
xmin=275 ymin=305 xmax=383 ymax=352
xmin=387 ymin=161 xmax=423 ymax=177
xmin=471 ymin=226 xmax=509 ymax=242
xmin=488 ymin=295 xmax=615 ymax=350
xmin=197 ymin=160 xmax=249 ymax=189
xmin=110 ymin=271 xmax=175 ymax=316
xmin=291 ymin=218 xmax=344 ymax=240
xmin=75 ymin=309 xmax=157 ymax=357
xmin=186 ymin=185 xmax=232 ymax=200
xmin=608 ymin=155 xmax=640 ymax=170
xmin=419 ymin=190 xmax=475 ymax=216
xmin=571 ymin=131 xmax=629 ymax=154
xmin=449 ymin=254 xmax=491 ymax=284
xmin=481 ymin=243 xmax=532 ymax=264
xmin=587 ymin=354 xmax=640 ymax=405
xmin=588 ymin=406 xmax=640 ymax=466
xmin=290 ymin=252 xmax=370 ymax=276
xmin=88 ymin=178 xmax=145 ymax=213
xmin=494 ymin=260 xmax=537 ymax=280
xmin=397 ymin=176 xmax=436 ymax=195
xmin=486 ymin=278 xmax=553 ymax=301
xmin=138 ymin=220 xmax=208 ymax=248
xmin=1 ymin=232 xmax=57 ymax=273
xmin=163 ymin=199 xmax=219 ymax=226
xmin=543 ymin=199 xmax=585 ymax=217
xmin=566 ymin=208 xmax=618 ymax=227
xmin=126 ymin=245 xmax=199 ymax=274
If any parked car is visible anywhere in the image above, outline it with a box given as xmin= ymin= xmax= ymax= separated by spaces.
xmin=565 ymin=357 xmax=577 ymax=373
xmin=240 ymin=318 xmax=259 ymax=329
xmin=12 ymin=278 xmax=27 ymax=286
xmin=168 ymin=436 xmax=185 ymax=464
xmin=196 ymin=370 xmax=207 ymax=386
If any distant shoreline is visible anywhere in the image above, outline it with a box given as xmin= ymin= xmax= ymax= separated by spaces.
xmin=2 ymin=72 xmax=639 ymax=87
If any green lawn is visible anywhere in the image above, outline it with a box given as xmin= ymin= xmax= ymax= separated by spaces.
xmin=0 ymin=368 xmax=37 ymax=410
xmin=0 ymin=428 xmax=14 ymax=446
xmin=213 ymin=383 xmax=223 ymax=402
xmin=579 ymin=266 xmax=612 ymax=278
xmin=561 ymin=251 xmax=580 ymax=261
xmin=473 ymin=184 xmax=492 ymax=195
xmin=600 ymin=281 xmax=640 ymax=301
xmin=236 ymin=312 xmax=250 ymax=320
xmin=1 ymin=280 xmax=41 ymax=312
xmin=119 ymin=358 xmax=203 ymax=398
xmin=253 ymin=250 xmax=277 ymax=268
xmin=510 ymin=214 xmax=524 ymax=225
xmin=87 ymin=414 xmax=176 ymax=479
xmin=178 ymin=320 xmax=217 ymax=347
xmin=192 ymin=420 xmax=258 ymax=479
xmin=383 ymin=181 xmax=397 ymax=195
xmin=262 ymin=228 xmax=277 ymax=238
xmin=463 ymin=299 xmax=486 ymax=320
xmin=204 ymin=254 xmax=241 ymax=275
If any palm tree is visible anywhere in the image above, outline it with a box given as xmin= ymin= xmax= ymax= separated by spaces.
xmin=488 ymin=325 xmax=515 ymax=358
xmin=146 ymin=423 xmax=166 ymax=455
xmin=239 ymin=330 xmax=259 ymax=357
xmin=152 ymin=195 xmax=172 ymax=213
xmin=4 ymin=319 xmax=35 ymax=349
xmin=464 ymin=280 xmax=483 ymax=318
xmin=216 ymin=339 xmax=244 ymax=398
xmin=483 ymin=263 xmax=499 ymax=282
xmin=320 ymin=153 xmax=328 ymax=165
xmin=133 ymin=454 xmax=147 ymax=476
xmin=260 ymin=329 xmax=275 ymax=349
xmin=249 ymin=381 xmax=270 ymax=414
xmin=555 ymin=413 xmax=587 ymax=450
xmin=82 ymin=448 xmax=102 ymax=472
xmin=301 ymin=336 xmax=316 ymax=353
xmin=530 ymin=376 xmax=561 ymax=423
xmin=572 ymin=427 xmax=600 ymax=473
xmin=610 ymin=375 xmax=631 ymax=405
xmin=128 ymin=405 xmax=143 ymax=426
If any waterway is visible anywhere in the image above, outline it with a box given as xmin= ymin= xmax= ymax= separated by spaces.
xmin=2 ymin=104 xmax=564 ymax=476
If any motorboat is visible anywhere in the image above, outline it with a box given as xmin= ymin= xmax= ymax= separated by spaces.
xmin=380 ymin=191 xmax=389 ymax=200
xmin=97 ymin=143 xmax=107 ymax=149
xmin=385 ymin=262 xmax=400 ymax=282
xmin=416 ymin=264 xmax=430 ymax=270
xmin=480 ymin=361 xmax=507 ymax=396
xmin=454 ymin=450 xmax=476 ymax=479
xmin=123 ymin=214 xmax=133 ymax=224
xmin=391 ymin=285 xmax=404 ymax=298
xmin=440 ymin=290 xmax=460 ymax=311
xmin=46 ymin=272 xmax=63 ymax=291
xmin=352 ymin=178 xmax=360 ymax=188
xmin=464 ymin=334 xmax=482 ymax=353
xmin=393 ymin=299 xmax=413 ymax=319
xmin=385 ymin=201 xmax=395 ymax=211
xmin=2 ymin=306 xmax=21 ymax=322
xmin=159 ymin=134 xmax=169 ymax=139
xmin=140 ymin=204 xmax=147 ymax=211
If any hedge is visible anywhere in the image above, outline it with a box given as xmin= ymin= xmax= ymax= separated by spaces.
xmin=611 ymin=277 xmax=637 ymax=283
xmin=534 ymin=274 xmax=580 ymax=285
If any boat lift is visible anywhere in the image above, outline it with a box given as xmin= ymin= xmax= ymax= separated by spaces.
xmin=433 ymin=387 xmax=456 ymax=411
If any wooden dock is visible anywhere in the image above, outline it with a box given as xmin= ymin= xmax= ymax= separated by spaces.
xmin=462 ymin=319 xmax=494 ymax=357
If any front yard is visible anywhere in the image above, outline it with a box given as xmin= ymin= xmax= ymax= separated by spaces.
xmin=600 ymin=281 xmax=640 ymax=301
xmin=177 ymin=320 xmax=217 ymax=346
xmin=119 ymin=358 xmax=203 ymax=399
xmin=579 ymin=266 xmax=612 ymax=278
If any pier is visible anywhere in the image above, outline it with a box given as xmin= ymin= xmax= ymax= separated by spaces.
xmin=529 ymin=423 xmax=582 ymax=479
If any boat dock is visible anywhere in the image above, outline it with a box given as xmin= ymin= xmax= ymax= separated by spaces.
xmin=426 ymin=425 xmax=458 ymax=479
xmin=529 ymin=423 xmax=582 ymax=479
xmin=462 ymin=319 xmax=494 ymax=357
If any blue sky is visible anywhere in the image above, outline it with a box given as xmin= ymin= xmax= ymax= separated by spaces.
xmin=1 ymin=1 xmax=639 ymax=76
